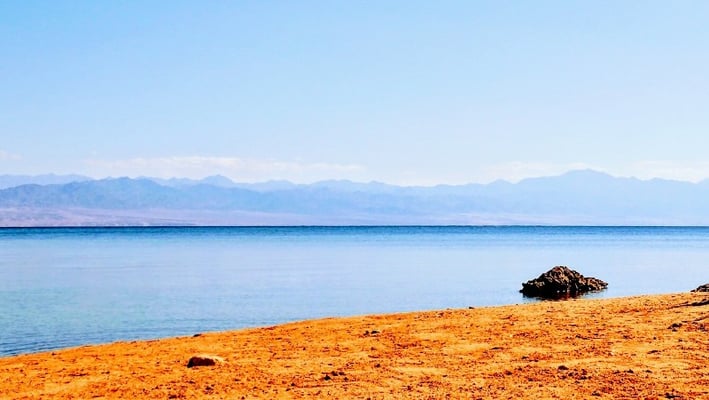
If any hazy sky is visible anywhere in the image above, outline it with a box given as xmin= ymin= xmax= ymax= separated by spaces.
xmin=2 ymin=1 xmax=709 ymax=184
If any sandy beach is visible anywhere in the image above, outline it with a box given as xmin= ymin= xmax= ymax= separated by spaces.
xmin=1 ymin=292 xmax=708 ymax=399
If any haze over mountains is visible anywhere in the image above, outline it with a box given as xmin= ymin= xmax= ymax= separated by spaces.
xmin=1 ymin=170 xmax=708 ymax=226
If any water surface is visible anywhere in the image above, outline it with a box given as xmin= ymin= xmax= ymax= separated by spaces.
xmin=1 ymin=226 xmax=707 ymax=356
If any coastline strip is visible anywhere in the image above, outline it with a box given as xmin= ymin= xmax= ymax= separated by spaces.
xmin=1 ymin=293 xmax=708 ymax=399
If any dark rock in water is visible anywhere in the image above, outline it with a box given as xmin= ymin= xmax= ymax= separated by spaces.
xmin=186 ymin=354 xmax=224 ymax=368
xmin=691 ymin=283 xmax=709 ymax=293
xmin=521 ymin=266 xmax=607 ymax=299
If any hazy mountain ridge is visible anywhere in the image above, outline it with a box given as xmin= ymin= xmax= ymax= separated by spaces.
xmin=0 ymin=174 xmax=92 ymax=190
xmin=2 ymin=170 xmax=709 ymax=226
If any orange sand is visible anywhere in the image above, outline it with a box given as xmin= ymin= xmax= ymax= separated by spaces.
xmin=1 ymin=293 xmax=708 ymax=399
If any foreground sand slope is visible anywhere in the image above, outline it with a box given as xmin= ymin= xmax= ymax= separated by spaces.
xmin=1 ymin=293 xmax=708 ymax=399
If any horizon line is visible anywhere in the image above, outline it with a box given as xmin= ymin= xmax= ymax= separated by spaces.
xmin=2 ymin=168 xmax=708 ymax=187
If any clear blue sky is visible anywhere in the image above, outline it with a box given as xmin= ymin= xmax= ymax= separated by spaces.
xmin=2 ymin=1 xmax=709 ymax=184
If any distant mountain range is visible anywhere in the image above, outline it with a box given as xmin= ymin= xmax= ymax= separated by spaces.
xmin=0 ymin=174 xmax=92 ymax=189
xmin=1 ymin=170 xmax=709 ymax=226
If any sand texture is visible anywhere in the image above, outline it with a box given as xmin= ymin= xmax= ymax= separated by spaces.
xmin=1 ymin=293 xmax=708 ymax=399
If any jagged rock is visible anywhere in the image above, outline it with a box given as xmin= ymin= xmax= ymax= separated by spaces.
xmin=521 ymin=266 xmax=607 ymax=299
xmin=186 ymin=354 xmax=224 ymax=368
xmin=691 ymin=283 xmax=709 ymax=293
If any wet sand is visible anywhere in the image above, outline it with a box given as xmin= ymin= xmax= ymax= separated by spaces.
xmin=2 ymin=293 xmax=708 ymax=399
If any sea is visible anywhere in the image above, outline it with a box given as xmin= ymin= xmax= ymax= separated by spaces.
xmin=1 ymin=226 xmax=708 ymax=356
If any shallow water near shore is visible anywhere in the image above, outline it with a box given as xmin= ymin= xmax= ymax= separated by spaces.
xmin=1 ymin=226 xmax=708 ymax=356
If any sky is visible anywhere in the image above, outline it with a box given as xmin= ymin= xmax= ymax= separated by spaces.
xmin=2 ymin=1 xmax=709 ymax=185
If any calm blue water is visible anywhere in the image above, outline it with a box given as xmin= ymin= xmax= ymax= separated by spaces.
xmin=1 ymin=226 xmax=708 ymax=356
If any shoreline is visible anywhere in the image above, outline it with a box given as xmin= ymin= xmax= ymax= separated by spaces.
xmin=2 ymin=292 xmax=708 ymax=398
